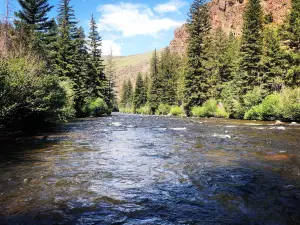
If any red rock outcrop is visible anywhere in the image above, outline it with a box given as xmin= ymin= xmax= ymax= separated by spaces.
xmin=170 ymin=0 xmax=291 ymax=56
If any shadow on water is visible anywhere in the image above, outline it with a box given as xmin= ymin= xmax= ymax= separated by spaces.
xmin=0 ymin=114 xmax=299 ymax=225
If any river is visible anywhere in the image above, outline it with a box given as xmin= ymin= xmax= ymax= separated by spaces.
xmin=0 ymin=113 xmax=300 ymax=225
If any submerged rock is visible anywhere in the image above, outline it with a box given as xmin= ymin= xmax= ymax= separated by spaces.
xmin=275 ymin=120 xmax=284 ymax=125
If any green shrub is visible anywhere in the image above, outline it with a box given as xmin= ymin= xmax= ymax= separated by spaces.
xmin=136 ymin=105 xmax=151 ymax=114
xmin=259 ymin=93 xmax=281 ymax=120
xmin=243 ymin=87 xmax=266 ymax=109
xmin=230 ymin=99 xmax=245 ymax=119
xmin=280 ymin=88 xmax=300 ymax=121
xmin=119 ymin=107 xmax=134 ymax=114
xmin=156 ymin=103 xmax=171 ymax=115
xmin=87 ymin=98 xmax=110 ymax=117
xmin=191 ymin=106 xmax=208 ymax=117
xmin=220 ymin=82 xmax=244 ymax=119
xmin=169 ymin=106 xmax=184 ymax=116
xmin=244 ymin=93 xmax=281 ymax=121
xmin=203 ymin=99 xmax=217 ymax=116
xmin=0 ymin=55 xmax=75 ymax=127
xmin=215 ymin=107 xmax=229 ymax=118
xmin=244 ymin=105 xmax=262 ymax=120
xmin=191 ymin=99 xmax=217 ymax=117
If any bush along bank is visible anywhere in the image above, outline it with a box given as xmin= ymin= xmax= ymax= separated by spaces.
xmin=118 ymin=87 xmax=300 ymax=123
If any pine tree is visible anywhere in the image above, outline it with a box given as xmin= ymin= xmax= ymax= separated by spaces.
xmin=44 ymin=19 xmax=58 ymax=70
xmin=159 ymin=47 xmax=180 ymax=105
xmin=184 ymin=0 xmax=211 ymax=114
xmin=57 ymin=0 xmax=77 ymax=37
xmin=14 ymin=0 xmax=54 ymax=52
xmin=127 ymin=80 xmax=133 ymax=107
xmin=15 ymin=0 xmax=53 ymax=31
xmin=87 ymin=14 xmax=107 ymax=99
xmin=283 ymin=0 xmax=300 ymax=86
xmin=73 ymin=26 xmax=89 ymax=116
xmin=133 ymin=73 xmax=147 ymax=110
xmin=261 ymin=27 xmax=285 ymax=92
xmin=239 ymin=0 xmax=263 ymax=92
xmin=120 ymin=79 xmax=133 ymax=108
xmin=120 ymin=81 xmax=128 ymax=108
xmin=105 ymin=47 xmax=117 ymax=110
xmin=148 ymin=49 xmax=162 ymax=113
xmin=55 ymin=0 xmax=77 ymax=79
xmin=208 ymin=29 xmax=239 ymax=98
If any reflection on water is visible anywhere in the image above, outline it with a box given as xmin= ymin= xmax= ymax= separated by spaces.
xmin=0 ymin=114 xmax=300 ymax=224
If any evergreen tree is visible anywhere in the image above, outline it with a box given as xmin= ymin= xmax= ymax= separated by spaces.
xmin=120 ymin=81 xmax=128 ymax=108
xmin=73 ymin=26 xmax=89 ymax=116
xmin=127 ymin=79 xmax=133 ymax=107
xmin=133 ymin=73 xmax=147 ymax=110
xmin=44 ymin=19 xmax=58 ymax=70
xmin=261 ymin=27 xmax=285 ymax=92
xmin=239 ymin=0 xmax=263 ymax=92
xmin=143 ymin=73 xmax=150 ymax=102
xmin=283 ymin=0 xmax=300 ymax=86
xmin=159 ymin=47 xmax=180 ymax=105
xmin=87 ymin=14 xmax=107 ymax=99
xmin=55 ymin=0 xmax=77 ymax=79
xmin=120 ymin=79 xmax=133 ymax=108
xmin=184 ymin=0 xmax=211 ymax=114
xmin=15 ymin=0 xmax=53 ymax=31
xmin=148 ymin=49 xmax=162 ymax=113
xmin=105 ymin=47 xmax=117 ymax=110
xmin=57 ymin=0 xmax=77 ymax=37
xmin=14 ymin=0 xmax=54 ymax=52
xmin=208 ymin=29 xmax=240 ymax=98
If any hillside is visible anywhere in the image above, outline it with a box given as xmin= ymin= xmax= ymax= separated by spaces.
xmin=108 ymin=50 xmax=163 ymax=100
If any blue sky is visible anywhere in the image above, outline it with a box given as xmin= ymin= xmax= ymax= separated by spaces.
xmin=0 ymin=0 xmax=192 ymax=56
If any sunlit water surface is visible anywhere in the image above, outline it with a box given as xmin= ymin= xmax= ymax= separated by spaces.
xmin=0 ymin=113 xmax=300 ymax=224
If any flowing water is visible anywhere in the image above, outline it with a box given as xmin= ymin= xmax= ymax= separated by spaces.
xmin=0 ymin=113 xmax=300 ymax=225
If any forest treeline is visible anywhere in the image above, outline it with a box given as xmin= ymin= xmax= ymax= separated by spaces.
xmin=0 ymin=0 xmax=116 ymax=128
xmin=120 ymin=0 xmax=300 ymax=121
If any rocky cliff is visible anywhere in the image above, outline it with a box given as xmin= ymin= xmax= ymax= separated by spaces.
xmin=170 ymin=0 xmax=291 ymax=55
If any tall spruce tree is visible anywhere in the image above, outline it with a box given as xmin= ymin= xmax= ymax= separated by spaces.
xmin=55 ymin=0 xmax=77 ymax=79
xmin=73 ymin=26 xmax=89 ymax=115
xmin=14 ymin=0 xmax=54 ymax=52
xmin=120 ymin=81 xmax=128 ymax=108
xmin=120 ymin=79 xmax=133 ymax=108
xmin=261 ymin=27 xmax=284 ymax=92
xmin=126 ymin=79 xmax=133 ymax=108
xmin=105 ymin=47 xmax=117 ymax=110
xmin=159 ymin=47 xmax=179 ymax=105
xmin=208 ymin=29 xmax=240 ymax=98
xmin=133 ymin=73 xmax=147 ymax=110
xmin=239 ymin=0 xmax=263 ymax=92
xmin=44 ymin=19 xmax=58 ymax=70
xmin=15 ymin=0 xmax=53 ymax=31
xmin=284 ymin=0 xmax=300 ymax=86
xmin=148 ymin=49 xmax=162 ymax=113
xmin=184 ymin=0 xmax=211 ymax=114
xmin=87 ymin=14 xmax=107 ymax=99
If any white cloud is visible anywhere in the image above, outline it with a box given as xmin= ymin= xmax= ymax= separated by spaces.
xmin=102 ymin=40 xmax=122 ymax=56
xmin=97 ymin=2 xmax=184 ymax=37
xmin=154 ymin=0 xmax=187 ymax=13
